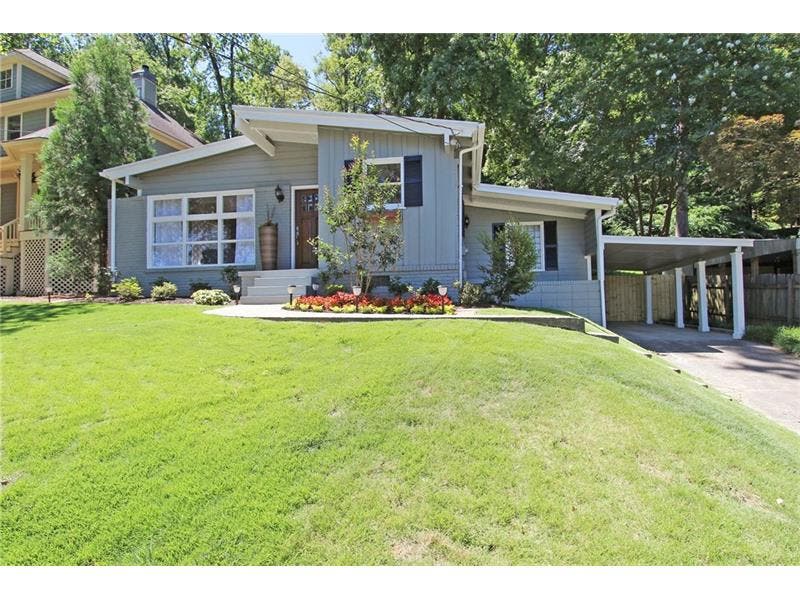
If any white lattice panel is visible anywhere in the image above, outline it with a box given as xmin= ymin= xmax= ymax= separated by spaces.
xmin=21 ymin=239 xmax=47 ymax=295
xmin=48 ymin=239 xmax=94 ymax=295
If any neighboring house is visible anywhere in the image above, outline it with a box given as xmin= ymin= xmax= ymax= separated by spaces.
xmin=0 ymin=48 xmax=203 ymax=296
xmin=98 ymin=106 xmax=757 ymax=334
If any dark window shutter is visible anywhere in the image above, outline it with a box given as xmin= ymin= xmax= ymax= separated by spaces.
xmin=492 ymin=223 xmax=505 ymax=239
xmin=343 ymin=159 xmax=355 ymax=186
xmin=544 ymin=220 xmax=558 ymax=271
xmin=404 ymin=155 xmax=422 ymax=207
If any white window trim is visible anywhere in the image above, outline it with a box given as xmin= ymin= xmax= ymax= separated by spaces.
xmin=46 ymin=106 xmax=57 ymax=127
xmin=365 ymin=156 xmax=404 ymax=210
xmin=3 ymin=113 xmax=22 ymax=141
xmin=0 ymin=68 xmax=12 ymax=91
xmin=146 ymin=189 xmax=256 ymax=269
xmin=519 ymin=221 xmax=546 ymax=272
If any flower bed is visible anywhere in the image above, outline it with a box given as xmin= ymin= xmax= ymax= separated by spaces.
xmin=283 ymin=291 xmax=456 ymax=315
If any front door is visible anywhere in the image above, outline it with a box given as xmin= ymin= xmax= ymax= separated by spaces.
xmin=295 ymin=187 xmax=319 ymax=268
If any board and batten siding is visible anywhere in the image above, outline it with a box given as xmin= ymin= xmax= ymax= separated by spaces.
xmin=317 ymin=126 xmax=460 ymax=280
xmin=113 ymin=141 xmax=318 ymax=295
xmin=463 ymin=206 xmax=588 ymax=282
xmin=20 ymin=65 xmax=63 ymax=98
xmin=152 ymin=139 xmax=179 ymax=156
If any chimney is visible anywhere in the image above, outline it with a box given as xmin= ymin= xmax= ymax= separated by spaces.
xmin=131 ymin=65 xmax=157 ymax=108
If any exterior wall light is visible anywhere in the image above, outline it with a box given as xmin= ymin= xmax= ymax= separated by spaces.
xmin=275 ymin=185 xmax=285 ymax=202
xmin=311 ymin=283 xmax=319 ymax=294
xmin=438 ymin=285 xmax=448 ymax=314
xmin=287 ymin=284 xmax=296 ymax=305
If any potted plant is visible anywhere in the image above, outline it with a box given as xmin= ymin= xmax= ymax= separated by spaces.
xmin=259 ymin=206 xmax=278 ymax=270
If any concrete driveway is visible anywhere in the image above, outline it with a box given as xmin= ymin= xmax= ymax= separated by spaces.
xmin=610 ymin=323 xmax=800 ymax=434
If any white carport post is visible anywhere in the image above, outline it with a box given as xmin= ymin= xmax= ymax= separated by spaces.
xmin=731 ymin=247 xmax=746 ymax=339
xmin=674 ymin=267 xmax=685 ymax=328
xmin=644 ymin=275 xmax=653 ymax=325
xmin=696 ymin=260 xmax=710 ymax=333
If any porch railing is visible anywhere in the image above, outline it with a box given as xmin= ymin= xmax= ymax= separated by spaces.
xmin=0 ymin=218 xmax=19 ymax=252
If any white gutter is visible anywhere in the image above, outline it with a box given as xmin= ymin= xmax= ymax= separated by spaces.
xmin=458 ymin=136 xmax=483 ymax=285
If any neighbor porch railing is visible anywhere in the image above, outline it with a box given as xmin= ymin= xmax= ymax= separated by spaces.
xmin=0 ymin=218 xmax=19 ymax=252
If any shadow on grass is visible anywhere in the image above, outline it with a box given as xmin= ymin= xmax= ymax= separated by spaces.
xmin=0 ymin=302 xmax=99 ymax=336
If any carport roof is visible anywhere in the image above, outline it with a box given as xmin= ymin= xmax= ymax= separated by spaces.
xmin=602 ymin=235 xmax=754 ymax=274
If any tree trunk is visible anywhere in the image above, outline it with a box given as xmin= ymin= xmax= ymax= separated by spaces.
xmin=674 ymin=119 xmax=690 ymax=237
xmin=201 ymin=34 xmax=230 ymax=138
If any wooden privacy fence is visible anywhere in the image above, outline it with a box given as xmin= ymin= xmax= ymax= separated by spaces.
xmin=606 ymin=272 xmax=800 ymax=326
xmin=605 ymin=273 xmax=675 ymax=322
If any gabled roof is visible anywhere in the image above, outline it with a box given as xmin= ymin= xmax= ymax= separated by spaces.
xmin=2 ymin=48 xmax=71 ymax=81
xmin=143 ymin=103 xmax=203 ymax=148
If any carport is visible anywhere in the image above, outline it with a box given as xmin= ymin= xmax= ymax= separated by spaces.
xmin=601 ymin=235 xmax=755 ymax=338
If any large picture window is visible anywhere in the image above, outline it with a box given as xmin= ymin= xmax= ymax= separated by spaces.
xmin=148 ymin=190 xmax=256 ymax=268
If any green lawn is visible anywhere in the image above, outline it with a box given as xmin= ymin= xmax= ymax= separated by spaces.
xmin=2 ymin=303 xmax=799 ymax=565
xmin=477 ymin=306 xmax=572 ymax=317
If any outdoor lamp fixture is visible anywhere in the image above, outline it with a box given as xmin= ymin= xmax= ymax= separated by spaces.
xmin=352 ymin=285 xmax=362 ymax=312
xmin=312 ymin=283 xmax=319 ymax=294
xmin=287 ymin=284 xmax=297 ymax=305
xmin=45 ymin=285 xmax=53 ymax=303
xmin=274 ymin=185 xmax=285 ymax=202
xmin=463 ymin=215 xmax=470 ymax=229
xmin=233 ymin=284 xmax=241 ymax=305
xmin=438 ymin=285 xmax=448 ymax=314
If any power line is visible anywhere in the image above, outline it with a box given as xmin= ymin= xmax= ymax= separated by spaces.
xmin=166 ymin=33 xmax=463 ymax=141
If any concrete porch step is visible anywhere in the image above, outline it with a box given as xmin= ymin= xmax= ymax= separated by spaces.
xmin=245 ymin=284 xmax=311 ymax=297
xmin=240 ymin=295 xmax=289 ymax=305
xmin=252 ymin=275 xmax=315 ymax=288
xmin=240 ymin=268 xmax=319 ymax=278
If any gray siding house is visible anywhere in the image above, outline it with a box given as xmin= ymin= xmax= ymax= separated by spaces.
xmin=101 ymin=107 xmax=621 ymax=322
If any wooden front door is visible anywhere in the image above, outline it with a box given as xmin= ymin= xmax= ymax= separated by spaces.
xmin=294 ymin=187 xmax=319 ymax=268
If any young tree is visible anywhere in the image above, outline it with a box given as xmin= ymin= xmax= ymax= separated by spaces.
xmin=312 ymin=136 xmax=404 ymax=292
xmin=33 ymin=35 xmax=153 ymax=282
xmin=479 ymin=220 xmax=538 ymax=305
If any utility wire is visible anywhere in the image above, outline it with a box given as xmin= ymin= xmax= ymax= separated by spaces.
xmin=166 ymin=33 xmax=463 ymax=141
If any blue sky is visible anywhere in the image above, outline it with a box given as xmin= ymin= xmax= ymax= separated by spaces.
xmin=265 ymin=34 xmax=327 ymax=74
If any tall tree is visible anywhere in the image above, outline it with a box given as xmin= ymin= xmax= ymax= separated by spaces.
xmin=33 ymin=36 xmax=153 ymax=277
xmin=313 ymin=34 xmax=385 ymax=113
xmin=0 ymin=33 xmax=90 ymax=64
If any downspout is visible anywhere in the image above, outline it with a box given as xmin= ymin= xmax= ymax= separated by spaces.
xmin=595 ymin=205 xmax=617 ymax=328
xmin=458 ymin=136 xmax=483 ymax=286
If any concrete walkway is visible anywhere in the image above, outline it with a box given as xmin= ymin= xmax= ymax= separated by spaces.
xmin=611 ymin=323 xmax=800 ymax=434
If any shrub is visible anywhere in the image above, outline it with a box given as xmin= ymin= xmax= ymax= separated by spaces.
xmin=152 ymin=276 xmax=171 ymax=287
xmin=455 ymin=280 xmax=489 ymax=307
xmin=312 ymin=304 xmax=324 ymax=312
xmin=417 ymin=278 xmax=441 ymax=296
xmin=113 ymin=277 xmax=143 ymax=301
xmin=392 ymin=305 xmax=407 ymax=314
xmin=190 ymin=280 xmax=211 ymax=294
xmin=96 ymin=268 xmax=113 ymax=296
xmin=191 ymin=289 xmax=231 ymax=305
xmin=388 ymin=277 xmax=412 ymax=297
xmin=341 ymin=304 xmax=357 ymax=313
xmin=774 ymin=327 xmax=800 ymax=356
xmin=360 ymin=304 xmax=375 ymax=314
xmin=410 ymin=304 xmax=427 ymax=314
xmin=151 ymin=281 xmax=178 ymax=301
xmin=325 ymin=283 xmax=346 ymax=296
xmin=479 ymin=219 xmax=537 ymax=304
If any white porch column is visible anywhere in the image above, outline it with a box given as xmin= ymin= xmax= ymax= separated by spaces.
xmin=696 ymin=260 xmax=710 ymax=333
xmin=585 ymin=255 xmax=592 ymax=280
xmin=644 ymin=274 xmax=653 ymax=325
xmin=19 ymin=153 xmax=33 ymax=227
xmin=594 ymin=209 xmax=607 ymax=328
xmin=674 ymin=267 xmax=685 ymax=328
xmin=731 ymin=248 xmax=746 ymax=339
xmin=109 ymin=180 xmax=117 ymax=270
